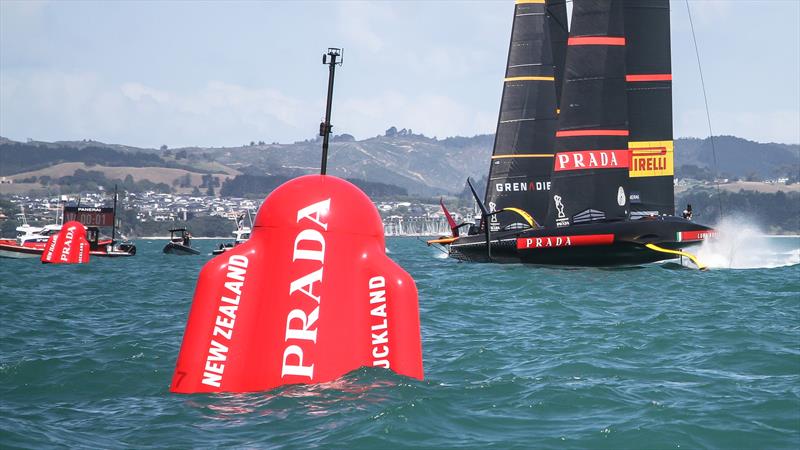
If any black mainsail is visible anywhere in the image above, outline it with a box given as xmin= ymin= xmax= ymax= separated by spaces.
xmin=547 ymin=0 xmax=569 ymax=106
xmin=483 ymin=0 xmax=566 ymax=232
xmin=624 ymin=0 xmax=675 ymax=217
xmin=545 ymin=0 xmax=630 ymax=228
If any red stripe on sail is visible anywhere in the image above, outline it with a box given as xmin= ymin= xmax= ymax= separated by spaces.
xmin=553 ymin=150 xmax=630 ymax=171
xmin=626 ymin=74 xmax=672 ymax=82
xmin=556 ymin=129 xmax=629 ymax=138
xmin=516 ymin=234 xmax=615 ymax=249
xmin=568 ymin=36 xmax=626 ymax=46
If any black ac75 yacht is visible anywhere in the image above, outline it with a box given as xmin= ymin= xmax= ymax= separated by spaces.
xmin=432 ymin=0 xmax=714 ymax=268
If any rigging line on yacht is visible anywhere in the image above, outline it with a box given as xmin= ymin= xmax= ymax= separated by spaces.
xmin=685 ymin=0 xmax=724 ymax=218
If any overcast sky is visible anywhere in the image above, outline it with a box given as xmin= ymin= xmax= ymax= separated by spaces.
xmin=1 ymin=0 xmax=798 ymax=148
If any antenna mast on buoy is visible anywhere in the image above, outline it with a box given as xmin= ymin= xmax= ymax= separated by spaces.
xmin=319 ymin=47 xmax=343 ymax=175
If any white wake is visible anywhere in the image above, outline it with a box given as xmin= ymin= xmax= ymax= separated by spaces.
xmin=691 ymin=216 xmax=800 ymax=269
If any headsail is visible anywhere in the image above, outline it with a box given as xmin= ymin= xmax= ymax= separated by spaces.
xmin=484 ymin=0 xmax=564 ymax=232
xmin=624 ymin=0 xmax=675 ymax=217
xmin=545 ymin=0 xmax=630 ymax=228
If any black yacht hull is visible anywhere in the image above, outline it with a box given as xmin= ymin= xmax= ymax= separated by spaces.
xmin=447 ymin=217 xmax=713 ymax=266
xmin=163 ymin=242 xmax=201 ymax=255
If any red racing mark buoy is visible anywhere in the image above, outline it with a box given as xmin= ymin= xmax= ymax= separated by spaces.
xmin=41 ymin=221 xmax=90 ymax=264
xmin=170 ymin=175 xmax=423 ymax=393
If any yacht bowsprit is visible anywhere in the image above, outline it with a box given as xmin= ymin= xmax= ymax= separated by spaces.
xmin=431 ymin=0 xmax=714 ymax=268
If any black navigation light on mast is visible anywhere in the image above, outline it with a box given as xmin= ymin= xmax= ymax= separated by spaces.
xmin=319 ymin=47 xmax=343 ymax=175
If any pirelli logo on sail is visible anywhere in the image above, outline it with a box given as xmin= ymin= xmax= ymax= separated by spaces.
xmin=629 ymin=140 xmax=674 ymax=178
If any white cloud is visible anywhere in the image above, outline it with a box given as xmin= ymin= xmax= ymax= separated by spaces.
xmin=338 ymin=91 xmax=495 ymax=139
xmin=0 ymin=70 xmax=314 ymax=147
xmin=335 ymin=2 xmax=395 ymax=53
xmin=675 ymin=108 xmax=800 ymax=144
xmin=121 ymin=83 xmax=171 ymax=104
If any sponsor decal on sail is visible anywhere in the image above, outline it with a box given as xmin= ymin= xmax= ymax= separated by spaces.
xmin=516 ymin=233 xmax=615 ymax=249
xmin=554 ymin=150 xmax=629 ymax=171
xmin=629 ymin=141 xmax=674 ymax=178
xmin=553 ymin=195 xmax=569 ymax=228
xmin=489 ymin=202 xmax=500 ymax=232
xmin=494 ymin=181 xmax=551 ymax=192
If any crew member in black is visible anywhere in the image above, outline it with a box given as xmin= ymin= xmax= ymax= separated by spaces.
xmin=682 ymin=204 xmax=693 ymax=220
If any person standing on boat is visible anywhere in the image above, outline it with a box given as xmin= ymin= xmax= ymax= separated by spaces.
xmin=183 ymin=232 xmax=192 ymax=246
xmin=682 ymin=204 xmax=693 ymax=220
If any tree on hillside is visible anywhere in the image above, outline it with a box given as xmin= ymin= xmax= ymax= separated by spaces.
xmin=179 ymin=173 xmax=192 ymax=188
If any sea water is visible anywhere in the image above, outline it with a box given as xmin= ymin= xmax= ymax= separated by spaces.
xmin=1 ymin=237 xmax=798 ymax=449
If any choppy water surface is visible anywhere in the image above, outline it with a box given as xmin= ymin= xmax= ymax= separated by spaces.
xmin=1 ymin=237 xmax=798 ymax=449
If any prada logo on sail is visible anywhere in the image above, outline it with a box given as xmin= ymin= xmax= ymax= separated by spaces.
xmin=554 ymin=150 xmax=629 ymax=171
